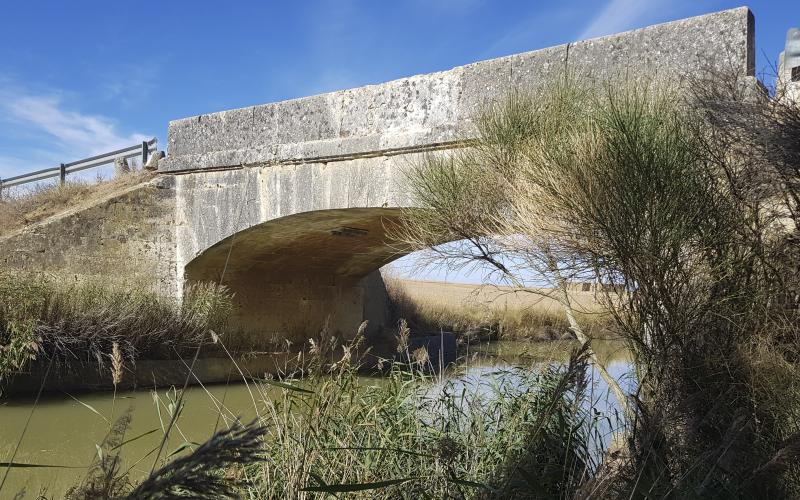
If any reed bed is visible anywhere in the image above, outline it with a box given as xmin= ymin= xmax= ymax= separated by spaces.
xmin=50 ymin=335 xmax=612 ymax=499
xmin=0 ymin=271 xmax=232 ymax=391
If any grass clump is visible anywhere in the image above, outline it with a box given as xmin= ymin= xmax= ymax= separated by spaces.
xmin=0 ymin=271 xmax=232 ymax=391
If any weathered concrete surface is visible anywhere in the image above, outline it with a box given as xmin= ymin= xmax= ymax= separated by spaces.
xmin=172 ymin=156 xmax=416 ymax=340
xmin=779 ymin=28 xmax=800 ymax=102
xmin=184 ymin=205 xmax=402 ymax=341
xmin=161 ymin=7 xmax=754 ymax=173
xmin=0 ymin=177 xmax=178 ymax=295
xmin=173 ymin=155 xmax=415 ymax=268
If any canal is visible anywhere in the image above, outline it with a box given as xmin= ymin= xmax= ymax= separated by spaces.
xmin=0 ymin=340 xmax=632 ymax=497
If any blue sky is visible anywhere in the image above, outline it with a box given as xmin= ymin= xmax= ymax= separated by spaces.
xmin=0 ymin=0 xmax=797 ymax=281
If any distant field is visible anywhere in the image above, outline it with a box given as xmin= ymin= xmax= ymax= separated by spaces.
xmin=392 ymin=279 xmax=603 ymax=315
xmin=386 ymin=278 xmax=608 ymax=339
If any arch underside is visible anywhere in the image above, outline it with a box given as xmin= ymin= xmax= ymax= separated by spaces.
xmin=185 ymin=207 xmax=410 ymax=344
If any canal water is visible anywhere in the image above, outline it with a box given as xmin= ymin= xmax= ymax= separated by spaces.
xmin=0 ymin=340 xmax=632 ymax=497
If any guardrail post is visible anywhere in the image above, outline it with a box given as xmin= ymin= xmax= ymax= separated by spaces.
xmin=141 ymin=141 xmax=149 ymax=167
xmin=59 ymin=163 xmax=66 ymax=186
xmin=0 ymin=178 xmax=4 ymax=200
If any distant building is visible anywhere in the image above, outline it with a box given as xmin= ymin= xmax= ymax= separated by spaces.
xmin=779 ymin=28 xmax=800 ymax=103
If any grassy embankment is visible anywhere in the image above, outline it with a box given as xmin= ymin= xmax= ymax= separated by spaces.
xmin=0 ymin=171 xmax=153 ymax=238
xmin=0 ymin=270 xmax=232 ymax=393
xmin=0 ymin=172 xmax=242 ymax=393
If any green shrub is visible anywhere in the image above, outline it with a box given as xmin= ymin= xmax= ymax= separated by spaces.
xmin=393 ymin=70 xmax=800 ymax=497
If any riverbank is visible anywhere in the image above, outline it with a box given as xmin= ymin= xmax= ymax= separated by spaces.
xmin=0 ymin=270 xmax=233 ymax=396
xmin=2 ymin=331 xmax=461 ymax=396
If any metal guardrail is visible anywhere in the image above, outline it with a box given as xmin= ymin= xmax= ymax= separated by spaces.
xmin=0 ymin=138 xmax=158 ymax=194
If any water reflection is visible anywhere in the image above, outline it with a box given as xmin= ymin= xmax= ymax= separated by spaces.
xmin=428 ymin=340 xmax=635 ymax=457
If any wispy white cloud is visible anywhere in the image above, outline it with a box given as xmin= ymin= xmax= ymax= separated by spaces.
xmin=6 ymin=94 xmax=147 ymax=154
xmin=0 ymin=85 xmax=148 ymax=177
xmin=578 ymin=0 xmax=674 ymax=41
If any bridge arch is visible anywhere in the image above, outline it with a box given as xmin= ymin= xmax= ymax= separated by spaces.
xmin=184 ymin=207 xmax=410 ymax=344
xmin=167 ymin=7 xmax=755 ymax=347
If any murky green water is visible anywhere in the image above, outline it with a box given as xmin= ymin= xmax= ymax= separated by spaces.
xmin=0 ymin=340 xmax=632 ymax=498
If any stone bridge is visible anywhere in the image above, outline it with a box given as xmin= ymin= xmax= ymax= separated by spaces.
xmin=0 ymin=8 xmax=755 ymax=344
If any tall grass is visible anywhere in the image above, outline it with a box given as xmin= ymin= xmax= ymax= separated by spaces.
xmin=391 ymin=70 xmax=800 ymax=497
xmin=0 ymin=271 xmax=233 ymax=391
xmin=251 ymin=341 xmax=604 ymax=499
xmin=50 ymin=335 xmax=610 ymax=499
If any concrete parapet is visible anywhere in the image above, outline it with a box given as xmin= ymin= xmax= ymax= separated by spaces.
xmin=161 ymin=7 xmax=754 ymax=173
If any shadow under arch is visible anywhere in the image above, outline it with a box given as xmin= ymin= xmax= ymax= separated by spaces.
xmin=185 ymin=207 xmax=412 ymax=345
